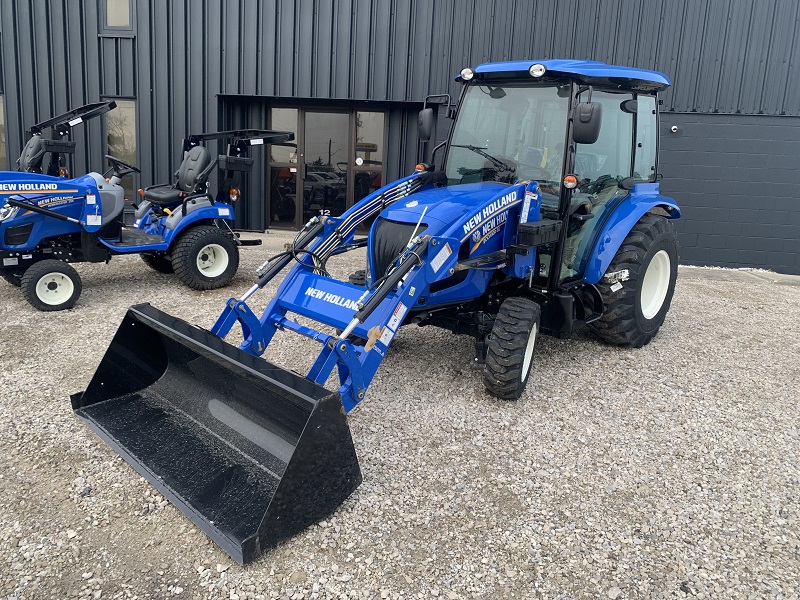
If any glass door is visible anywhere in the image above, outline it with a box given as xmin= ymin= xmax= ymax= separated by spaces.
xmin=268 ymin=108 xmax=299 ymax=228
xmin=266 ymin=107 xmax=386 ymax=229
xmin=302 ymin=111 xmax=349 ymax=222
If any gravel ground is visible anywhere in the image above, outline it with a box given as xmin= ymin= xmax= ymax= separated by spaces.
xmin=0 ymin=229 xmax=798 ymax=600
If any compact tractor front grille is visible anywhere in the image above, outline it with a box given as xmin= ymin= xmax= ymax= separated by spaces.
xmin=4 ymin=223 xmax=33 ymax=246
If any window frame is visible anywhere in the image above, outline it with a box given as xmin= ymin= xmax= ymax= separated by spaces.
xmin=100 ymin=0 xmax=135 ymax=34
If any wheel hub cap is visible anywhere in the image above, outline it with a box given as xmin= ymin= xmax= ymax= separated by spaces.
xmin=196 ymin=244 xmax=229 ymax=278
xmin=36 ymin=273 xmax=74 ymax=306
xmin=641 ymin=250 xmax=671 ymax=320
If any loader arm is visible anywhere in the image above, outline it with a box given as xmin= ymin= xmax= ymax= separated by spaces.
xmin=210 ymin=172 xmax=459 ymax=411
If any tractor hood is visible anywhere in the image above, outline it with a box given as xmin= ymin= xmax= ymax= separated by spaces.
xmin=380 ymin=181 xmax=517 ymax=239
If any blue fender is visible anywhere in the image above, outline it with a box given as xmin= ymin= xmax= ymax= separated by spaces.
xmin=162 ymin=203 xmax=235 ymax=246
xmin=583 ymin=183 xmax=680 ymax=285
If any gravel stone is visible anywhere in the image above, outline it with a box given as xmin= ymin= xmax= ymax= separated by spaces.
xmin=1 ymin=230 xmax=799 ymax=599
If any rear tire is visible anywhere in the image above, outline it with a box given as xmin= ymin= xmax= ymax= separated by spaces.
xmin=172 ymin=226 xmax=239 ymax=290
xmin=140 ymin=253 xmax=174 ymax=274
xmin=21 ymin=260 xmax=82 ymax=311
xmin=483 ymin=297 xmax=541 ymax=400
xmin=590 ymin=213 xmax=678 ymax=348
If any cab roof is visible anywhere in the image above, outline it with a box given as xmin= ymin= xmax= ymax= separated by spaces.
xmin=457 ymin=59 xmax=670 ymax=92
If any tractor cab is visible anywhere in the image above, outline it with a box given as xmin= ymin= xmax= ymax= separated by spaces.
xmin=421 ymin=60 xmax=669 ymax=291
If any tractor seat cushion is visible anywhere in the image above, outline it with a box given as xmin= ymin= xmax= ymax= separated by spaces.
xmin=18 ymin=136 xmax=47 ymax=172
xmin=144 ymin=186 xmax=184 ymax=206
xmin=177 ymin=146 xmax=212 ymax=192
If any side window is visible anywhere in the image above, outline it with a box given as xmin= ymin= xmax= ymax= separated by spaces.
xmin=634 ymin=96 xmax=657 ymax=182
xmin=573 ymin=91 xmax=633 ymax=192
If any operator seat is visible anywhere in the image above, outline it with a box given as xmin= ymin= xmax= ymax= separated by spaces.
xmin=17 ymin=136 xmax=47 ymax=173
xmin=144 ymin=145 xmax=214 ymax=206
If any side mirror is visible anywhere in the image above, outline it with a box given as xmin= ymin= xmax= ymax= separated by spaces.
xmin=418 ymin=108 xmax=434 ymax=142
xmin=572 ymin=102 xmax=602 ymax=144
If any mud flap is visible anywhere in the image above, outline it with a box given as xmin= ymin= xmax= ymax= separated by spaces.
xmin=71 ymin=303 xmax=362 ymax=564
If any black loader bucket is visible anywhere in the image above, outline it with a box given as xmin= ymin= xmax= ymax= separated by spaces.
xmin=71 ymin=304 xmax=362 ymax=564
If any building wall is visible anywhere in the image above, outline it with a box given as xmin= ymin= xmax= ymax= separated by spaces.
xmin=0 ymin=0 xmax=798 ymax=272
xmin=660 ymin=112 xmax=800 ymax=273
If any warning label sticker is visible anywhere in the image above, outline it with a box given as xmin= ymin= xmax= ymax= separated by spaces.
xmin=86 ymin=214 xmax=102 ymax=226
xmin=387 ymin=302 xmax=407 ymax=331
xmin=379 ymin=327 xmax=394 ymax=346
xmin=430 ymin=242 xmax=452 ymax=273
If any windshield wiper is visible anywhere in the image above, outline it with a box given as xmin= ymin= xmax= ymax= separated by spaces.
xmin=450 ymin=144 xmax=515 ymax=173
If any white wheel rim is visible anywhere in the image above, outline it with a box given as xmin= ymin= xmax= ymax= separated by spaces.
xmin=522 ymin=323 xmax=538 ymax=379
xmin=36 ymin=272 xmax=74 ymax=306
xmin=196 ymin=243 xmax=229 ymax=278
xmin=641 ymin=250 xmax=671 ymax=320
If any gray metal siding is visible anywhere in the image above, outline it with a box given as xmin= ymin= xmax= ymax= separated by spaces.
xmin=4 ymin=0 xmax=800 ymax=166
xmin=1 ymin=0 xmax=798 ymax=273
xmin=660 ymin=113 xmax=800 ymax=274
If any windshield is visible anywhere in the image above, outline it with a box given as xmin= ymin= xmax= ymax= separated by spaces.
xmin=445 ymin=81 xmax=570 ymax=196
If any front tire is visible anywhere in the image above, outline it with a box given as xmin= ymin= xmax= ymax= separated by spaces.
xmin=172 ymin=226 xmax=239 ymax=290
xmin=21 ymin=260 xmax=82 ymax=311
xmin=483 ymin=297 xmax=541 ymax=400
xmin=590 ymin=213 xmax=678 ymax=348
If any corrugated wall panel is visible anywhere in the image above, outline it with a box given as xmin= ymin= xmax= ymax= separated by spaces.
xmin=670 ymin=0 xmax=708 ymax=113
xmin=780 ymin=4 xmax=800 ymax=115
xmin=240 ymin=0 xmax=260 ymax=96
xmin=330 ymin=0 xmax=350 ymax=99
xmin=312 ymin=0 xmax=334 ymax=98
xmin=568 ymin=0 xmax=598 ymax=62
xmin=369 ymin=0 xmax=391 ymax=100
xmin=408 ymin=0 xmax=433 ymax=101
xmin=715 ymin=1 xmax=753 ymax=114
xmin=692 ymin=0 xmax=728 ymax=114
xmin=738 ymin=0 xmax=776 ymax=114
xmin=760 ymin=0 xmax=798 ymax=115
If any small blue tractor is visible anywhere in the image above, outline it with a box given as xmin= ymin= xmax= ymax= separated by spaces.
xmin=0 ymin=122 xmax=294 ymax=310
xmin=73 ymin=60 xmax=680 ymax=564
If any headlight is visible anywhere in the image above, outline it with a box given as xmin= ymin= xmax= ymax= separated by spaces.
xmin=460 ymin=67 xmax=475 ymax=81
xmin=529 ymin=63 xmax=546 ymax=77
xmin=0 ymin=204 xmax=19 ymax=221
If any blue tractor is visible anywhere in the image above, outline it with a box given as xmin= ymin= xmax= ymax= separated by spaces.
xmin=0 ymin=125 xmax=294 ymax=310
xmin=73 ymin=60 xmax=680 ymax=564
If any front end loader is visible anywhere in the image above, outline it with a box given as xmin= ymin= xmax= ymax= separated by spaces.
xmin=72 ymin=59 xmax=680 ymax=563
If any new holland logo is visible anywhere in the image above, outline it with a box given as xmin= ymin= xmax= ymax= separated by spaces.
xmin=461 ymin=190 xmax=519 ymax=238
xmin=0 ymin=183 xmax=60 ymax=192
xmin=305 ymin=286 xmax=359 ymax=310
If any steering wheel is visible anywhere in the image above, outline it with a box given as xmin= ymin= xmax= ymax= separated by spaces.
xmin=104 ymin=154 xmax=141 ymax=178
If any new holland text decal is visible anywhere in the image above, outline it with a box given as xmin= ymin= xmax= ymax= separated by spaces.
xmin=0 ymin=182 xmax=81 ymax=208
xmin=0 ymin=183 xmax=60 ymax=192
xmin=305 ymin=287 xmax=360 ymax=310
xmin=460 ymin=190 xmax=521 ymax=245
